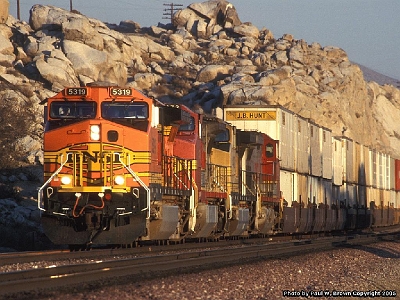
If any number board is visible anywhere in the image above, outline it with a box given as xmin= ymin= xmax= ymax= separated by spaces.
xmin=110 ymin=88 xmax=133 ymax=97
xmin=65 ymin=88 xmax=87 ymax=96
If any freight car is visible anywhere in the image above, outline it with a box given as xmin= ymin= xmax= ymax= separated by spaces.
xmin=38 ymin=84 xmax=400 ymax=248
xmin=223 ymin=105 xmax=400 ymax=233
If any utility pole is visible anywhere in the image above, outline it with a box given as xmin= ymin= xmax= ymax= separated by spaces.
xmin=163 ymin=3 xmax=183 ymax=24
xmin=70 ymin=0 xmax=73 ymax=11
xmin=17 ymin=0 xmax=20 ymax=20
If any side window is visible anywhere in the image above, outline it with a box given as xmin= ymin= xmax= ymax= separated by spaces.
xmin=266 ymin=143 xmax=274 ymax=157
xmin=178 ymin=117 xmax=195 ymax=131
xmin=215 ymin=129 xmax=230 ymax=142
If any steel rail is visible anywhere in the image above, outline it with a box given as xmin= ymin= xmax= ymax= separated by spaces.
xmin=1 ymin=232 xmax=398 ymax=297
xmin=0 ymin=229 xmax=395 ymax=267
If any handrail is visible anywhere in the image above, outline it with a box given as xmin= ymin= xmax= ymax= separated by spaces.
xmin=116 ymin=153 xmax=151 ymax=219
xmin=37 ymin=153 xmax=72 ymax=212
xmin=174 ymin=159 xmax=189 ymax=190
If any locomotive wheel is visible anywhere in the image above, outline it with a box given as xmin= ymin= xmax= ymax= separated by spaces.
xmin=69 ymin=244 xmax=90 ymax=252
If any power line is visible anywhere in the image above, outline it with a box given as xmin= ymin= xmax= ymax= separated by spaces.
xmin=163 ymin=3 xmax=183 ymax=24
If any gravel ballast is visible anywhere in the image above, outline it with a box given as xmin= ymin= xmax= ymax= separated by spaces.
xmin=4 ymin=241 xmax=400 ymax=300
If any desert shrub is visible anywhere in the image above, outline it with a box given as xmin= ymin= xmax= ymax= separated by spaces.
xmin=0 ymin=89 xmax=38 ymax=169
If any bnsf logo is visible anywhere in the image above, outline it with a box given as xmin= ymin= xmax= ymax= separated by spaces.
xmin=66 ymin=151 xmax=121 ymax=164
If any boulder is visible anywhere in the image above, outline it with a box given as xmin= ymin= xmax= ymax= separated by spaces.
xmin=173 ymin=0 xmax=241 ymax=38
xmin=0 ymin=0 xmax=9 ymax=23
xmin=196 ymin=64 xmax=234 ymax=82
xmin=35 ymin=51 xmax=79 ymax=90
xmin=62 ymin=17 xmax=104 ymax=50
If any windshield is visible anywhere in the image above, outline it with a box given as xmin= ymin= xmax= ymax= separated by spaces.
xmin=50 ymin=101 xmax=97 ymax=119
xmin=101 ymin=102 xmax=148 ymax=119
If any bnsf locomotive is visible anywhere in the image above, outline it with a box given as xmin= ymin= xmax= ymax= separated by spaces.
xmin=38 ymin=83 xmax=400 ymax=248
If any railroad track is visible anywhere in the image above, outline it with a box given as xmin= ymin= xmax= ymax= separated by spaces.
xmin=1 ymin=231 xmax=399 ymax=297
xmin=0 ymin=233 xmax=319 ymax=267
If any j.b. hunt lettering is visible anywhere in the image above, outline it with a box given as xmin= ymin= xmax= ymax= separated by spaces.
xmin=237 ymin=112 xmax=267 ymax=119
xmin=225 ymin=110 xmax=276 ymax=121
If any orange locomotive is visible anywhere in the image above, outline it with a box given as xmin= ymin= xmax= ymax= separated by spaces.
xmin=39 ymin=83 xmax=281 ymax=248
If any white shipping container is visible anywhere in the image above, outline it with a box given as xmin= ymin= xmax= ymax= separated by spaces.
xmin=346 ymin=183 xmax=357 ymax=208
xmin=280 ymin=170 xmax=295 ymax=207
xmin=309 ymin=122 xmax=322 ymax=177
xmin=321 ymin=127 xmax=332 ymax=180
xmin=322 ymin=179 xmax=333 ymax=207
xmin=382 ymin=189 xmax=391 ymax=207
xmin=396 ymin=191 xmax=400 ymax=209
xmin=332 ymin=137 xmax=343 ymax=186
xmin=368 ymin=186 xmax=380 ymax=208
xmin=296 ymin=173 xmax=309 ymax=207
xmin=390 ymin=156 xmax=395 ymax=190
xmin=364 ymin=146 xmax=372 ymax=187
xmin=343 ymin=137 xmax=355 ymax=183
xmin=358 ymin=185 xmax=368 ymax=208
xmin=295 ymin=116 xmax=309 ymax=174
xmin=371 ymin=150 xmax=378 ymax=188
xmin=384 ymin=154 xmax=391 ymax=190
xmin=376 ymin=152 xmax=386 ymax=189
xmin=307 ymin=175 xmax=321 ymax=205
xmin=357 ymin=144 xmax=367 ymax=186
xmin=332 ymin=185 xmax=341 ymax=208
xmin=354 ymin=142 xmax=362 ymax=185
xmin=390 ymin=190 xmax=396 ymax=208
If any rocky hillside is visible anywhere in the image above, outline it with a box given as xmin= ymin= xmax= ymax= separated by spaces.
xmin=1 ymin=0 xmax=400 ymax=251
xmin=0 ymin=0 xmax=399 ymax=162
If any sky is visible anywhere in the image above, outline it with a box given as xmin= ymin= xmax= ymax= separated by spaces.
xmin=7 ymin=0 xmax=400 ymax=80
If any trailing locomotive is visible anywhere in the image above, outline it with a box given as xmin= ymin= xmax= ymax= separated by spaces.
xmin=38 ymin=84 xmax=400 ymax=248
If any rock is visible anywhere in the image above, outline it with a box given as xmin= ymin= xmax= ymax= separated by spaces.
xmin=62 ymin=17 xmax=104 ymax=50
xmin=35 ymin=52 xmax=79 ymax=90
xmin=118 ymin=20 xmax=140 ymax=32
xmin=233 ymin=23 xmax=259 ymax=39
xmin=127 ymin=35 xmax=175 ymax=61
xmin=0 ymin=0 xmax=9 ymax=24
xmin=30 ymin=5 xmax=70 ymax=30
xmin=197 ymin=64 xmax=234 ymax=82
xmin=63 ymin=40 xmax=127 ymax=86
xmin=0 ymin=33 xmax=13 ymax=55
xmin=174 ymin=0 xmax=241 ymax=38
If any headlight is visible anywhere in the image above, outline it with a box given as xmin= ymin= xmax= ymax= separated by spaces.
xmin=114 ymin=175 xmax=125 ymax=185
xmin=90 ymin=125 xmax=100 ymax=141
xmin=61 ymin=176 xmax=72 ymax=185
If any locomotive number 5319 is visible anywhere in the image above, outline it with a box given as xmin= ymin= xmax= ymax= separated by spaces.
xmin=110 ymin=88 xmax=132 ymax=96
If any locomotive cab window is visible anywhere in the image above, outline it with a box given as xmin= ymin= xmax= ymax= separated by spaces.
xmin=178 ymin=116 xmax=195 ymax=131
xmin=215 ymin=129 xmax=230 ymax=143
xmin=161 ymin=106 xmax=196 ymax=132
xmin=266 ymin=143 xmax=274 ymax=157
xmin=50 ymin=101 xmax=97 ymax=119
xmin=46 ymin=101 xmax=97 ymax=131
xmin=101 ymin=101 xmax=149 ymax=131
xmin=101 ymin=102 xmax=148 ymax=119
